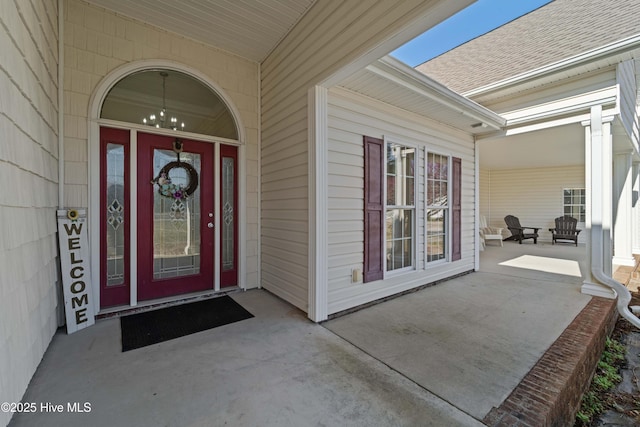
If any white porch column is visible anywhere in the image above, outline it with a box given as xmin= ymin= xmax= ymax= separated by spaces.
xmin=581 ymin=108 xmax=616 ymax=298
xmin=308 ymin=85 xmax=329 ymax=322
xmin=613 ymin=150 xmax=635 ymax=266
xmin=603 ymin=120 xmax=613 ymax=277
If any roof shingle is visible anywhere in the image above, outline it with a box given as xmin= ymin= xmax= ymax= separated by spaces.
xmin=415 ymin=0 xmax=640 ymax=93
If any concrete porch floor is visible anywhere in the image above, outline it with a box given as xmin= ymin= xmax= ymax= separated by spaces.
xmin=10 ymin=243 xmax=601 ymax=427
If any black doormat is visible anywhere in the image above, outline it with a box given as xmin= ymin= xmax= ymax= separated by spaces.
xmin=120 ymin=296 xmax=253 ymax=351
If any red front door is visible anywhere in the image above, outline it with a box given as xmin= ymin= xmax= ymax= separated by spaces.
xmin=100 ymin=128 xmax=239 ymax=308
xmin=137 ymin=132 xmax=214 ymax=301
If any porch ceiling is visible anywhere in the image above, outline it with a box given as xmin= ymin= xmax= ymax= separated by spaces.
xmin=479 ymin=123 xmax=585 ymax=170
xmin=479 ymin=120 xmax=631 ymax=170
xmin=84 ymin=0 xmax=316 ymax=62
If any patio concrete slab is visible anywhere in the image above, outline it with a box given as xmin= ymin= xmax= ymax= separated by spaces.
xmin=9 ymin=243 xmax=591 ymax=426
xmin=324 ymin=243 xmax=591 ymax=420
xmin=10 ymin=290 xmax=481 ymax=427
xmin=324 ymin=271 xmax=591 ymax=419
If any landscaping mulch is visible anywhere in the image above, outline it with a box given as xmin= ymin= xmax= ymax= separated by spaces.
xmin=589 ymin=291 xmax=640 ymax=427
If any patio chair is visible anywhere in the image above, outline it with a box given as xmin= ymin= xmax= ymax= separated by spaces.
xmin=479 ymin=215 xmax=503 ymax=248
xmin=549 ymin=215 xmax=581 ymax=246
xmin=504 ymin=215 xmax=539 ymax=244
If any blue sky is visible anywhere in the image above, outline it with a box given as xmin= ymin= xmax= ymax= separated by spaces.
xmin=391 ymin=0 xmax=552 ymax=67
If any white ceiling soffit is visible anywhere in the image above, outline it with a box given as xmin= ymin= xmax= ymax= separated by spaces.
xmin=340 ymin=56 xmax=505 ymax=135
xmin=479 ymin=124 xmax=585 ymax=170
xmin=85 ymin=0 xmax=316 ymax=62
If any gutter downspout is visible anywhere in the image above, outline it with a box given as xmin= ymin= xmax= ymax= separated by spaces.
xmin=590 ymin=105 xmax=640 ymax=328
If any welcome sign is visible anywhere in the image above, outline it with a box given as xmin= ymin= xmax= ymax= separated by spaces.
xmin=57 ymin=209 xmax=95 ymax=334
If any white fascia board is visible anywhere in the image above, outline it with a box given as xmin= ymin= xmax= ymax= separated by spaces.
xmin=465 ymin=33 xmax=640 ymax=97
xmin=503 ymin=86 xmax=619 ymax=126
xmin=321 ymin=0 xmax=475 ymax=87
xmin=369 ymin=56 xmax=506 ymax=130
xmin=504 ymin=107 xmax=617 ymax=136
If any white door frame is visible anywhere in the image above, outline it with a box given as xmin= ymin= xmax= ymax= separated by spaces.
xmin=88 ymin=60 xmax=246 ymax=313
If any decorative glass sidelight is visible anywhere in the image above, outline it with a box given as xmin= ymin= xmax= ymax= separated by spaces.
xmin=106 ymin=143 xmax=126 ymax=286
xmin=222 ymin=156 xmax=235 ymax=271
xmin=152 ymin=149 xmax=202 ymax=280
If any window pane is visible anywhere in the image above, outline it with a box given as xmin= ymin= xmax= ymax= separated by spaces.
xmin=101 ymin=69 xmax=238 ymax=139
xmin=387 ymin=143 xmax=415 ymax=206
xmin=386 ymin=175 xmax=396 ymax=205
xmin=438 ymin=182 xmax=448 ymax=206
xmin=106 ymin=143 xmax=125 ymax=286
xmin=403 ymin=238 xmax=412 ymax=268
xmin=439 ymin=157 xmax=448 ymax=180
xmin=152 ymin=149 xmax=201 ymax=280
xmin=406 ymin=150 xmax=415 ymax=177
xmin=403 ymin=210 xmax=412 ymax=238
xmin=426 ymin=152 xmax=450 ymax=263
xmin=393 ymin=240 xmax=403 ymax=269
xmin=386 ymin=142 xmax=415 ymax=272
xmin=427 ymin=208 xmax=447 ymax=263
xmin=573 ymin=206 xmax=581 ymax=218
xmin=562 ymin=188 xmax=585 ymax=224
xmin=427 ymin=153 xmax=449 ymax=208
xmin=387 ymin=144 xmax=396 ymax=175
xmin=222 ymin=156 xmax=235 ymax=272
xmin=386 ymin=208 xmax=413 ymax=271
xmin=405 ymin=177 xmax=415 ymax=206
xmin=427 ymin=153 xmax=435 ymax=179
xmin=393 ymin=210 xmax=402 ymax=239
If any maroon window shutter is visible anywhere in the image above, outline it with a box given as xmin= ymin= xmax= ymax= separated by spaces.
xmin=451 ymin=157 xmax=462 ymax=261
xmin=363 ymin=136 xmax=384 ymax=282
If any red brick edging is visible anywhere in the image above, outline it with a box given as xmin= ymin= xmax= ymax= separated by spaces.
xmin=483 ymin=297 xmax=618 ymax=427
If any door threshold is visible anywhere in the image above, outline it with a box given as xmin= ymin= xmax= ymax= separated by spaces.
xmin=96 ymin=287 xmax=242 ymax=320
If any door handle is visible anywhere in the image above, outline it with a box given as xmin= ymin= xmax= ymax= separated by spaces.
xmin=207 ymin=222 xmax=214 ymax=228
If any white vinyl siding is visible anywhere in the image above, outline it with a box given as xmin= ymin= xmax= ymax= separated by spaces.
xmin=479 ymin=168 xmax=491 ymax=220
xmin=260 ymin=98 xmax=310 ymax=310
xmin=0 ymin=1 xmax=60 ymax=425
xmin=326 ymin=87 xmax=476 ymax=315
xmin=617 ymin=60 xmax=638 ymax=147
xmin=485 ymin=166 xmax=585 ymax=244
xmin=260 ymin=0 xmax=467 ymax=313
xmin=64 ymin=0 xmax=261 ymax=289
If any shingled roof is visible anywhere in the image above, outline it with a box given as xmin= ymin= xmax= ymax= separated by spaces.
xmin=415 ymin=0 xmax=640 ymax=94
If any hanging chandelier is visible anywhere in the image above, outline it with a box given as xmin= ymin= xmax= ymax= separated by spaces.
xmin=142 ymin=71 xmax=185 ymax=131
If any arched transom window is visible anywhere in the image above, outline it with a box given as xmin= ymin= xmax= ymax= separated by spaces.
xmin=101 ymin=69 xmax=238 ymax=140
